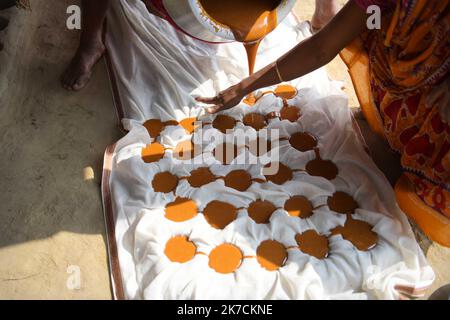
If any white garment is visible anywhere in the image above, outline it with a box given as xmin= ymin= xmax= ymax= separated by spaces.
xmin=104 ymin=0 xmax=434 ymax=300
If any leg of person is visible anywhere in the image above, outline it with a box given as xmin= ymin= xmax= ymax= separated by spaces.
xmin=311 ymin=0 xmax=342 ymax=31
xmin=61 ymin=0 xmax=110 ymax=91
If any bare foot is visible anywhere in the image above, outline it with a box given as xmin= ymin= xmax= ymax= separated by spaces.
xmin=61 ymin=39 xmax=105 ymax=91
xmin=311 ymin=1 xmax=341 ymax=31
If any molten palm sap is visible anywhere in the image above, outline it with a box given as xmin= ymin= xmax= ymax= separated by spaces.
xmin=200 ymin=0 xmax=280 ymax=76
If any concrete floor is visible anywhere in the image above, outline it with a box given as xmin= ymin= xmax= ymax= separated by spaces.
xmin=0 ymin=1 xmax=448 ymax=299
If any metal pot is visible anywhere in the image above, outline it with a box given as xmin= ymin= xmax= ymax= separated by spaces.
xmin=149 ymin=0 xmax=297 ymax=43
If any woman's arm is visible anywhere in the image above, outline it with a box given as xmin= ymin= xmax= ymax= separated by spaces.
xmin=198 ymin=1 xmax=368 ymax=113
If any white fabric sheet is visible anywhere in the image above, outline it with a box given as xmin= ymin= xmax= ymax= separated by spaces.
xmin=104 ymin=0 xmax=434 ymax=300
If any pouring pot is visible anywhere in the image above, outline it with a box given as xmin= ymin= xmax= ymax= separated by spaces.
xmin=144 ymin=0 xmax=297 ymax=43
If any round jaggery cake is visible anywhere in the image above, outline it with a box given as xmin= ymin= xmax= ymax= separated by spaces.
xmin=164 ymin=236 xmax=197 ymax=263
xmin=256 ymin=240 xmax=288 ymax=271
xmin=289 ymin=132 xmax=318 ymax=152
xmin=264 ymin=162 xmax=293 ymax=185
xmin=284 ymin=195 xmax=314 ymax=219
xmin=143 ymin=119 xmax=165 ymax=138
xmin=174 ymin=140 xmax=199 ymax=160
xmin=295 ymin=230 xmax=329 ymax=259
xmin=243 ymin=92 xmax=257 ymax=106
xmin=152 ymin=171 xmax=178 ymax=193
xmin=328 ymin=191 xmax=359 ymax=214
xmin=331 ymin=215 xmax=378 ymax=251
xmin=209 ymin=244 xmax=243 ymax=274
xmin=280 ymin=105 xmax=301 ymax=122
xmin=212 ymin=114 xmax=237 ymax=134
xmin=165 ymin=197 xmax=198 ymax=222
xmin=203 ymin=200 xmax=238 ymax=229
xmin=274 ymin=84 xmax=298 ymax=99
xmin=141 ymin=142 xmax=165 ymax=163
xmin=248 ymin=200 xmax=277 ymax=224
xmin=224 ymin=170 xmax=253 ymax=192
xmin=248 ymin=137 xmax=272 ymax=157
xmin=179 ymin=117 xmax=199 ymax=134
xmin=243 ymin=113 xmax=267 ymax=131
xmin=306 ymin=152 xmax=338 ymax=180
xmin=213 ymin=143 xmax=238 ymax=165
xmin=187 ymin=167 xmax=217 ymax=188
xmin=163 ymin=120 xmax=179 ymax=127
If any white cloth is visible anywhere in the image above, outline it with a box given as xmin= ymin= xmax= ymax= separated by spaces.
xmin=104 ymin=0 xmax=434 ymax=300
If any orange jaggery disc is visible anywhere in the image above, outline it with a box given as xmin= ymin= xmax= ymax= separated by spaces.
xmin=248 ymin=137 xmax=272 ymax=156
xmin=274 ymin=84 xmax=298 ymax=99
xmin=164 ymin=236 xmax=197 ymax=263
xmin=203 ymin=200 xmax=238 ymax=229
xmin=141 ymin=142 xmax=165 ymax=163
xmin=284 ymin=195 xmax=314 ymax=219
xmin=208 ymin=244 xmax=243 ymax=274
xmin=179 ymin=117 xmax=199 ymax=134
xmin=256 ymin=240 xmax=287 ymax=271
xmin=248 ymin=200 xmax=277 ymax=224
xmin=224 ymin=170 xmax=253 ymax=191
xmin=243 ymin=92 xmax=257 ymax=106
xmin=243 ymin=113 xmax=267 ymax=131
xmin=174 ymin=140 xmax=199 ymax=160
xmin=306 ymin=150 xmax=338 ymax=180
xmin=289 ymin=132 xmax=318 ymax=152
xmin=280 ymin=105 xmax=301 ymax=122
xmin=331 ymin=214 xmax=378 ymax=251
xmin=295 ymin=230 xmax=329 ymax=259
xmin=187 ymin=167 xmax=217 ymax=188
xmin=143 ymin=119 xmax=165 ymax=138
xmin=152 ymin=171 xmax=178 ymax=193
xmin=212 ymin=114 xmax=237 ymax=134
xmin=213 ymin=143 xmax=238 ymax=164
xmin=328 ymin=191 xmax=359 ymax=214
xmin=165 ymin=197 xmax=198 ymax=222
xmin=264 ymin=162 xmax=293 ymax=185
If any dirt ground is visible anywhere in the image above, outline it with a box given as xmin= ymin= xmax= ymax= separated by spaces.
xmin=0 ymin=0 xmax=448 ymax=299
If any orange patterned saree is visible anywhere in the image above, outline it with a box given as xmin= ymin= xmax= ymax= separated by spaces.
xmin=342 ymin=0 xmax=449 ymax=245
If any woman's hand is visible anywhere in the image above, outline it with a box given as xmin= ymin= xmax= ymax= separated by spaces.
xmin=196 ymin=82 xmax=248 ymax=114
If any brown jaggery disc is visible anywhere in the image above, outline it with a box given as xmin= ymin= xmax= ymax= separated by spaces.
xmin=188 ymin=167 xmax=217 ymax=188
xmin=289 ymin=132 xmax=318 ymax=152
xmin=248 ymin=200 xmax=277 ymax=224
xmin=256 ymin=240 xmax=287 ymax=271
xmin=179 ymin=117 xmax=199 ymax=134
xmin=163 ymin=120 xmax=179 ymax=127
xmin=306 ymin=150 xmax=338 ymax=180
xmin=224 ymin=170 xmax=252 ymax=191
xmin=141 ymin=142 xmax=165 ymax=163
xmin=152 ymin=171 xmax=178 ymax=193
xmin=248 ymin=137 xmax=272 ymax=156
xmin=284 ymin=196 xmax=314 ymax=219
xmin=174 ymin=140 xmax=199 ymax=160
xmin=295 ymin=230 xmax=329 ymax=259
xmin=165 ymin=197 xmax=198 ymax=222
xmin=213 ymin=143 xmax=238 ymax=164
xmin=264 ymin=162 xmax=293 ymax=185
xmin=280 ymin=105 xmax=301 ymax=122
xmin=274 ymin=84 xmax=298 ymax=99
xmin=209 ymin=244 xmax=243 ymax=274
xmin=331 ymin=214 xmax=378 ymax=251
xmin=212 ymin=114 xmax=237 ymax=134
xmin=328 ymin=191 xmax=359 ymax=214
xmin=243 ymin=113 xmax=267 ymax=131
xmin=164 ymin=236 xmax=197 ymax=263
xmin=203 ymin=200 xmax=238 ymax=229
xmin=143 ymin=119 xmax=165 ymax=138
